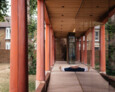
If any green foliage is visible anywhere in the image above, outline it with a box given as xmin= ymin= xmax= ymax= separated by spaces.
xmin=28 ymin=19 xmax=37 ymax=75
xmin=28 ymin=19 xmax=37 ymax=39
xmin=28 ymin=0 xmax=37 ymax=75
xmin=0 ymin=0 xmax=8 ymax=21
xmin=106 ymin=59 xmax=115 ymax=75
xmin=28 ymin=42 xmax=36 ymax=75
xmin=95 ymin=63 xmax=100 ymax=72
xmin=29 ymin=75 xmax=35 ymax=92
xmin=105 ymin=20 xmax=115 ymax=40
xmin=29 ymin=0 xmax=37 ymax=16
xmin=105 ymin=19 xmax=115 ymax=76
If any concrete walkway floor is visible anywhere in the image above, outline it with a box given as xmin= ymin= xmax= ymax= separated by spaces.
xmin=47 ymin=61 xmax=115 ymax=92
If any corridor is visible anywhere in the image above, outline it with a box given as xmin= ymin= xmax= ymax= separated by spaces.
xmin=9 ymin=0 xmax=115 ymax=91
xmin=47 ymin=61 xmax=115 ymax=92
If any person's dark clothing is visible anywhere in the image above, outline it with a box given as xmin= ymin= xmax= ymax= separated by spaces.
xmin=64 ymin=67 xmax=85 ymax=72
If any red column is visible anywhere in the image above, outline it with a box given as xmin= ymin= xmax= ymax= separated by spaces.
xmin=67 ymin=41 xmax=69 ymax=62
xmin=81 ymin=37 xmax=83 ymax=63
xmin=36 ymin=0 xmax=45 ymax=88
xmin=76 ymin=39 xmax=80 ymax=61
xmin=54 ymin=38 xmax=56 ymax=62
xmin=50 ymin=28 xmax=53 ymax=67
xmin=83 ymin=37 xmax=85 ymax=62
xmin=84 ymin=35 xmax=87 ymax=64
xmin=49 ymin=27 xmax=51 ymax=67
xmin=10 ymin=0 xmax=28 ymax=92
xmin=45 ymin=24 xmax=50 ymax=72
xmin=100 ymin=25 xmax=106 ymax=72
xmin=91 ymin=27 xmax=95 ymax=68
xmin=53 ymin=36 xmax=55 ymax=64
xmin=52 ymin=34 xmax=54 ymax=65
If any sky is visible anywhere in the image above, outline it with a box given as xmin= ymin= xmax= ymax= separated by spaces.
xmin=6 ymin=0 xmax=37 ymax=19
xmin=7 ymin=0 xmax=11 ymax=16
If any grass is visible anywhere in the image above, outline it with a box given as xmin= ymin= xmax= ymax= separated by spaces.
xmin=29 ymin=75 xmax=35 ymax=92
xmin=0 ymin=63 xmax=35 ymax=92
xmin=95 ymin=63 xmax=100 ymax=72
xmin=0 ymin=64 xmax=10 ymax=92
xmin=110 ymin=76 xmax=115 ymax=79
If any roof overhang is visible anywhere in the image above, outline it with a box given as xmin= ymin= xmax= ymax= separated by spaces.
xmin=45 ymin=0 xmax=115 ymax=38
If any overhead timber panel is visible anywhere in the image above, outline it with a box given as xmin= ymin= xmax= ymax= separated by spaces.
xmin=45 ymin=0 xmax=115 ymax=38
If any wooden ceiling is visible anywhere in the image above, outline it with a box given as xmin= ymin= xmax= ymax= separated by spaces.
xmin=45 ymin=0 xmax=115 ymax=38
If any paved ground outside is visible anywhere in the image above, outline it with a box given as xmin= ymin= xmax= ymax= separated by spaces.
xmin=47 ymin=61 xmax=115 ymax=92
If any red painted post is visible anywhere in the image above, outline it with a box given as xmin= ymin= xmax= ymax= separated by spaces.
xmin=54 ymin=38 xmax=56 ymax=62
xmin=10 ymin=0 xmax=28 ymax=92
xmin=45 ymin=24 xmax=50 ymax=72
xmin=53 ymin=36 xmax=55 ymax=64
xmin=49 ymin=27 xmax=51 ymax=67
xmin=52 ymin=34 xmax=54 ymax=65
xmin=91 ymin=27 xmax=95 ymax=68
xmin=84 ymin=35 xmax=87 ymax=64
xmin=76 ymin=39 xmax=78 ymax=61
xmin=76 ymin=39 xmax=80 ymax=61
xmin=83 ymin=36 xmax=85 ymax=62
xmin=81 ymin=37 xmax=83 ymax=63
xmin=52 ymin=34 xmax=53 ymax=66
xmin=36 ymin=0 xmax=45 ymax=89
xmin=54 ymin=37 xmax=55 ymax=63
xmin=100 ymin=25 xmax=106 ymax=72
xmin=50 ymin=28 xmax=53 ymax=67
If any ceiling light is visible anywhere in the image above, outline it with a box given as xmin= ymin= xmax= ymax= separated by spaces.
xmin=61 ymin=14 xmax=64 ymax=16
xmin=96 ymin=6 xmax=99 ymax=8
xmin=90 ymin=14 xmax=93 ymax=17
xmin=61 ymin=6 xmax=64 ymax=8
xmin=73 ymin=28 xmax=76 ymax=32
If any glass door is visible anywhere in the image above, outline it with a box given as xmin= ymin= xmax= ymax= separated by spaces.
xmin=68 ymin=33 xmax=76 ymax=64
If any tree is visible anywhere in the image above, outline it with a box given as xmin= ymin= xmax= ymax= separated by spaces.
xmin=0 ymin=0 xmax=8 ymax=21
xmin=28 ymin=0 xmax=37 ymax=75
xmin=29 ymin=0 xmax=37 ymax=17
xmin=28 ymin=18 xmax=37 ymax=75
xmin=106 ymin=18 xmax=115 ymax=75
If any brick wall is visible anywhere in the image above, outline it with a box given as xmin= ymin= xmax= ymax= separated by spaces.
xmin=55 ymin=38 xmax=101 ymax=63
xmin=0 ymin=49 xmax=10 ymax=63
xmin=87 ymin=50 xmax=100 ymax=64
xmin=55 ymin=38 xmax=67 ymax=61
xmin=0 ymin=28 xmax=5 ymax=49
xmin=87 ymin=50 xmax=108 ymax=65
xmin=87 ymin=32 xmax=92 ymax=50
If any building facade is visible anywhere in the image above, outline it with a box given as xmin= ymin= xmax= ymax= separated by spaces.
xmin=0 ymin=17 xmax=11 ymax=50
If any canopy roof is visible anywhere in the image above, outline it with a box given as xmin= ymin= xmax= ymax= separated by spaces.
xmin=45 ymin=0 xmax=115 ymax=38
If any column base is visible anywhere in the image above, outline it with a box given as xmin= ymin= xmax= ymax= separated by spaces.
xmin=35 ymin=80 xmax=45 ymax=89
xmin=84 ymin=63 xmax=88 ymax=66
xmin=91 ymin=66 xmax=95 ymax=69
xmin=77 ymin=60 xmax=80 ymax=62
xmin=99 ymin=71 xmax=106 ymax=74
xmin=50 ymin=66 xmax=53 ymax=70
xmin=45 ymin=71 xmax=51 ymax=75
